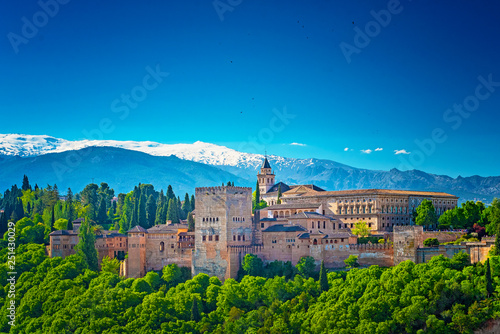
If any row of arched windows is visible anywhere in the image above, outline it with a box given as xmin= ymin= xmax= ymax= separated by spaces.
xmin=202 ymin=235 xmax=219 ymax=242
xmin=232 ymin=217 xmax=245 ymax=222
xmin=232 ymin=234 xmax=246 ymax=241
xmin=203 ymin=217 xmax=219 ymax=222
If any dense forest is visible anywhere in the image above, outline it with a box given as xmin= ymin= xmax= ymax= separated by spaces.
xmin=0 ymin=243 xmax=499 ymax=333
xmin=0 ymin=176 xmax=196 ymax=245
xmin=0 ymin=176 xmax=500 ymax=333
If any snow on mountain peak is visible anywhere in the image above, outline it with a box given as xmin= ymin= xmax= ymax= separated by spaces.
xmin=0 ymin=134 xmax=266 ymax=169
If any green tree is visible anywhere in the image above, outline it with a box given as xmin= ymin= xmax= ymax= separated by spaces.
xmin=22 ymin=174 xmax=31 ymax=191
xmin=319 ymin=260 xmax=328 ymax=292
xmin=191 ymin=297 xmax=201 ymax=322
xmin=145 ymin=194 xmax=156 ymax=228
xmin=97 ymin=197 xmax=108 ymax=225
xmin=344 ymin=255 xmax=359 ymax=268
xmin=75 ymin=218 xmax=98 ymax=271
xmin=296 ymin=256 xmax=316 ymax=278
xmin=277 ymin=184 xmax=282 ymax=204
xmin=101 ymin=256 xmax=120 ymax=275
xmin=155 ymin=190 xmax=166 ymax=225
xmin=66 ymin=188 xmax=76 ymax=223
xmin=54 ymin=218 xmax=69 ymax=230
xmin=166 ymin=185 xmax=175 ymax=202
xmin=423 ymin=238 xmax=439 ymax=247
xmin=415 ymin=199 xmax=437 ymax=227
xmin=190 ymin=194 xmax=195 ymax=211
xmin=485 ymin=258 xmax=493 ymax=297
xmin=187 ymin=212 xmax=195 ymax=232
xmin=242 ymin=254 xmax=264 ymax=276
xmin=255 ymin=181 xmax=260 ymax=204
xmin=182 ymin=193 xmax=191 ymax=215
xmin=162 ymin=263 xmax=182 ymax=288
xmin=80 ymin=183 xmax=99 ymax=221
xmin=138 ymin=193 xmax=147 ymax=228
xmin=352 ymin=221 xmax=370 ymax=237
xmin=495 ymin=222 xmax=500 ymax=256
xmin=166 ymin=198 xmax=179 ymax=224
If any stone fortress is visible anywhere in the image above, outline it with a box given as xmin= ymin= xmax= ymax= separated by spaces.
xmin=49 ymin=157 xmax=495 ymax=280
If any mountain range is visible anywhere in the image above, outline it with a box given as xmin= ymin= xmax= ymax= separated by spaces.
xmin=0 ymin=134 xmax=498 ymax=203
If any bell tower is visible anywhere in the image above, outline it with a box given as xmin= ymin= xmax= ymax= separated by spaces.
xmin=257 ymin=155 xmax=275 ymax=196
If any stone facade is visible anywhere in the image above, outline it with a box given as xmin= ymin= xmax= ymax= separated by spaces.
xmin=192 ymin=186 xmax=254 ymax=281
xmin=49 ymin=221 xmax=127 ymax=267
xmin=49 ymin=158 xmax=483 ymax=281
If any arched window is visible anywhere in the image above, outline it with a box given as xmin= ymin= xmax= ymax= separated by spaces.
xmin=160 ymin=241 xmax=165 ymax=252
xmin=313 ymin=239 xmax=318 ymax=245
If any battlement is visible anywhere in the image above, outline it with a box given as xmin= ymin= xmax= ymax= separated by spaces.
xmin=196 ymin=186 xmax=252 ymax=194
xmin=349 ymin=243 xmax=393 ymax=251
xmin=394 ymin=225 xmax=424 ymax=233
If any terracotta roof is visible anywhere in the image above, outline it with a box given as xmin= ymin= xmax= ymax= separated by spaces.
xmin=266 ymin=203 xmax=321 ymax=210
xmin=262 ymin=224 xmax=307 ymax=233
xmin=128 ymin=225 xmax=148 ymax=233
xmin=96 ymin=231 xmax=127 ymax=238
xmin=298 ymin=231 xmax=352 ymax=239
xmin=264 ymin=182 xmax=290 ymax=195
xmin=293 ymin=189 xmax=458 ymax=198
xmin=289 ymin=212 xmax=335 ymax=220
xmin=286 ymin=184 xmax=325 ymax=193
xmin=147 ymin=224 xmax=188 ymax=233
xmin=49 ymin=230 xmax=78 ymax=236
xmin=260 ymin=217 xmax=278 ymax=222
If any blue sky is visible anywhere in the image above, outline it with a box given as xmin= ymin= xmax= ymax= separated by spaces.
xmin=1 ymin=0 xmax=499 ymax=177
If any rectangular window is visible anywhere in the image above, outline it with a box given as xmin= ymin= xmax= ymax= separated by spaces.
xmin=209 ymin=235 xmax=213 ymax=241
xmin=202 ymin=235 xmax=206 ymax=241
xmin=215 ymin=235 xmax=219 ymax=241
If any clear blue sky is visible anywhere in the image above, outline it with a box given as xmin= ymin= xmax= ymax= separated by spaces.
xmin=1 ymin=0 xmax=499 ymax=177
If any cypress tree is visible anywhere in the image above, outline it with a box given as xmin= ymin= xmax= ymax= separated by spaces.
xmin=190 ymin=195 xmax=195 ymax=211
xmin=231 ymin=181 xmax=234 ymax=187
xmin=255 ymin=181 xmax=260 ymax=204
xmin=319 ymin=260 xmax=329 ymax=292
xmin=166 ymin=185 xmax=175 ymax=202
xmin=22 ymin=175 xmax=31 ymax=191
xmin=227 ymin=181 xmax=231 ymax=186
xmin=166 ymin=199 xmax=179 ymax=224
xmin=145 ymin=194 xmax=156 ymax=228
xmin=138 ymin=194 xmax=147 ymax=228
xmin=191 ymin=297 xmax=201 ymax=322
xmin=181 ymin=193 xmax=191 ymax=215
xmin=495 ymin=223 xmax=500 ymax=256
xmin=76 ymin=218 xmax=99 ymax=271
xmin=26 ymin=202 xmax=31 ymax=216
xmin=155 ymin=191 xmax=166 ymax=225
xmin=177 ymin=196 xmax=185 ymax=220
xmin=277 ymin=184 xmax=282 ymax=204
xmin=51 ymin=206 xmax=55 ymax=231
xmin=187 ymin=212 xmax=195 ymax=232
xmin=97 ymin=197 xmax=108 ymax=225
xmin=66 ymin=188 xmax=75 ymax=223
xmin=486 ymin=258 xmax=494 ymax=297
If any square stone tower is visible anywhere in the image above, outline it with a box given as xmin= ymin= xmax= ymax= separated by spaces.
xmin=393 ymin=225 xmax=424 ymax=265
xmin=192 ymin=186 xmax=253 ymax=280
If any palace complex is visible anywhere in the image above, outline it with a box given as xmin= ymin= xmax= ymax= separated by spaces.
xmin=50 ymin=158 xmax=494 ymax=281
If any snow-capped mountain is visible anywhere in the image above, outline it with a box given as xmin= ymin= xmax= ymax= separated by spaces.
xmin=0 ymin=134 xmax=498 ymax=203
xmin=0 ymin=133 xmax=267 ymax=168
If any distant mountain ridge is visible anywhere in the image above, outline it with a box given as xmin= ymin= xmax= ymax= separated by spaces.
xmin=0 ymin=134 xmax=498 ymax=203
